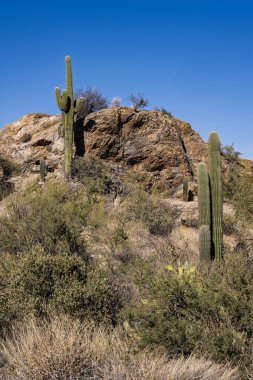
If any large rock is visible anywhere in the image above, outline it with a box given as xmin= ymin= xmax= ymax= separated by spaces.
xmin=82 ymin=108 xmax=205 ymax=187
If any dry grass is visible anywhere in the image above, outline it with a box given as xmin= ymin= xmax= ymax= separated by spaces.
xmin=0 ymin=315 xmax=239 ymax=380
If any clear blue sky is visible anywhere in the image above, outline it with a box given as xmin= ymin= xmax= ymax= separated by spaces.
xmin=1 ymin=0 xmax=253 ymax=158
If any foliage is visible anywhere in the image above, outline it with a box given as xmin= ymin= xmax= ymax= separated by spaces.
xmin=1 ymin=315 xmax=238 ymax=380
xmin=222 ymin=144 xmax=242 ymax=160
xmin=111 ymin=96 xmax=122 ymax=107
xmin=128 ymin=93 xmax=149 ymax=111
xmin=72 ymin=155 xmax=110 ymax=195
xmin=0 ymin=181 xmax=94 ymax=254
xmin=121 ymin=252 xmax=253 ymax=376
xmin=0 ymin=155 xmax=19 ymax=178
xmin=125 ymin=189 xmax=174 ymax=235
xmin=74 ymin=86 xmax=108 ymax=118
xmin=232 ymin=178 xmax=253 ymax=227
xmin=154 ymin=106 xmax=172 ymax=116
xmin=0 ymin=251 xmax=122 ymax=332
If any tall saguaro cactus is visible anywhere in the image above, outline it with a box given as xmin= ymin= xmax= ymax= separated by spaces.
xmin=55 ymin=56 xmax=84 ymax=176
xmin=208 ymin=131 xmax=223 ymax=261
xmin=197 ymin=132 xmax=223 ymax=261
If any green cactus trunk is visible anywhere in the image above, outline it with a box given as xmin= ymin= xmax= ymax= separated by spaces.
xmin=55 ymin=56 xmax=84 ymax=177
xmin=197 ymin=163 xmax=210 ymax=227
xmin=199 ymin=225 xmax=211 ymax=261
xmin=208 ymin=132 xmax=223 ymax=261
xmin=64 ymin=57 xmax=74 ymax=176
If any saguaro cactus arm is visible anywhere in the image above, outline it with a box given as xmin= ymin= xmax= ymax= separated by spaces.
xmin=55 ymin=88 xmax=70 ymax=113
xmin=74 ymin=98 xmax=85 ymax=113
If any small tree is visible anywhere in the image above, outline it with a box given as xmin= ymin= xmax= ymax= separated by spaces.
xmin=154 ymin=107 xmax=172 ymax=116
xmin=221 ymin=143 xmax=242 ymax=159
xmin=111 ymin=97 xmax=121 ymax=108
xmin=74 ymin=87 xmax=108 ymax=119
xmin=128 ymin=93 xmax=149 ymax=111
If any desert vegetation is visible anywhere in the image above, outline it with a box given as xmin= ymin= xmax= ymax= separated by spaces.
xmin=0 ymin=163 xmax=252 ymax=378
xmin=0 ymin=56 xmax=252 ymax=379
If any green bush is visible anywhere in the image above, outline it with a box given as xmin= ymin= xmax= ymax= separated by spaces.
xmin=71 ymin=155 xmax=109 ymax=194
xmin=0 ymin=252 xmax=122 ymax=332
xmin=223 ymin=213 xmax=238 ymax=235
xmin=232 ymin=179 xmax=253 ymax=227
xmin=0 ymin=181 xmax=94 ymax=254
xmin=125 ymin=189 xmax=174 ymax=235
xmin=0 ymin=155 xmax=19 ymax=178
xmin=121 ymin=252 xmax=253 ymax=375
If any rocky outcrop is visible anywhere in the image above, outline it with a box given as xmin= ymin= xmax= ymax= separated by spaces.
xmin=0 ymin=108 xmax=250 ymax=190
xmin=82 ymin=108 xmax=200 ymax=187
xmin=0 ymin=108 xmax=208 ymax=188
xmin=0 ymin=113 xmax=63 ymax=174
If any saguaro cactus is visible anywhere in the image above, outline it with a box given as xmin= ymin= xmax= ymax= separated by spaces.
xmin=208 ymin=131 xmax=223 ymax=261
xmin=197 ymin=163 xmax=210 ymax=227
xmin=55 ymin=56 xmax=84 ymax=176
xmin=199 ymin=225 xmax=211 ymax=261
xmin=197 ymin=132 xmax=223 ymax=261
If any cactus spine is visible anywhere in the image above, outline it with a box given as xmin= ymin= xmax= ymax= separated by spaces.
xmin=55 ymin=56 xmax=84 ymax=176
xmin=199 ymin=225 xmax=211 ymax=261
xmin=182 ymin=176 xmax=189 ymax=201
xmin=208 ymin=131 xmax=223 ymax=261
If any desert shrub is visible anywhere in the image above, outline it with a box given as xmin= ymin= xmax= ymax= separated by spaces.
xmin=0 ymin=181 xmax=95 ymax=254
xmin=232 ymin=179 xmax=253 ymax=227
xmin=111 ymin=96 xmax=122 ymax=107
xmin=0 ymin=314 xmax=239 ymax=380
xmin=154 ymin=106 xmax=172 ymax=116
xmin=74 ymin=87 xmax=108 ymax=119
xmin=0 ymin=252 xmax=121 ymax=330
xmin=121 ymin=252 xmax=253 ymax=375
xmin=223 ymin=213 xmax=238 ymax=235
xmin=0 ymin=155 xmax=19 ymax=178
xmin=223 ymin=173 xmax=239 ymax=200
xmin=125 ymin=189 xmax=174 ymax=235
xmin=72 ymin=155 xmax=110 ymax=194
xmin=128 ymin=93 xmax=149 ymax=111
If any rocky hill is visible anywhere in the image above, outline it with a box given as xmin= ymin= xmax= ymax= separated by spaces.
xmin=0 ymin=108 xmax=207 ymax=188
xmin=0 ymin=107 xmax=252 ymax=257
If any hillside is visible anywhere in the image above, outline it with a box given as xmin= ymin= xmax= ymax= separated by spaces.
xmin=0 ymin=108 xmax=252 ymax=254
xmin=1 ymin=108 xmax=253 ymax=378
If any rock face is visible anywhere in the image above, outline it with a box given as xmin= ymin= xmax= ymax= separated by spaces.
xmin=0 ymin=108 xmax=208 ymax=188
xmin=1 ymin=107 xmax=252 ymax=190
xmin=0 ymin=113 xmax=63 ymax=174
xmin=82 ymin=108 xmax=201 ymax=187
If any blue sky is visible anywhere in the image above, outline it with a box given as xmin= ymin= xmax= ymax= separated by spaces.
xmin=1 ymin=0 xmax=253 ymax=158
